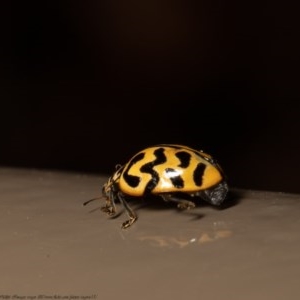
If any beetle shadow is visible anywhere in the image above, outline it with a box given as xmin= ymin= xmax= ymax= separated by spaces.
xmin=216 ymin=189 xmax=243 ymax=210
xmin=83 ymin=189 xmax=242 ymax=222
xmin=129 ymin=189 xmax=242 ymax=218
xmin=84 ymin=204 xmax=124 ymax=219
xmin=128 ymin=195 xmax=206 ymax=220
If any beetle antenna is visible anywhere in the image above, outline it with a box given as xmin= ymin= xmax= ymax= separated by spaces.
xmin=83 ymin=197 xmax=103 ymax=206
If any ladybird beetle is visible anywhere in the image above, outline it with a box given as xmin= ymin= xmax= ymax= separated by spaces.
xmin=84 ymin=144 xmax=228 ymax=229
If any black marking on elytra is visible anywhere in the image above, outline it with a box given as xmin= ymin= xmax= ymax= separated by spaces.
xmin=122 ymin=152 xmax=145 ymax=187
xmin=158 ymin=144 xmax=208 ymax=163
xmin=193 ymin=162 xmax=206 ymax=186
xmin=140 ymin=147 xmax=167 ymax=194
xmin=165 ymin=168 xmax=184 ymax=188
xmin=175 ymin=151 xmax=191 ymax=168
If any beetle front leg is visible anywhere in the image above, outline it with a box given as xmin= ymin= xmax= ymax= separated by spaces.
xmin=117 ymin=192 xmax=137 ymax=229
xmin=161 ymin=194 xmax=196 ymax=210
xmin=101 ymin=190 xmax=117 ymax=216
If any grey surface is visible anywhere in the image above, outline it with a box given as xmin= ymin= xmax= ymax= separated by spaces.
xmin=1 ymin=167 xmax=300 ymax=299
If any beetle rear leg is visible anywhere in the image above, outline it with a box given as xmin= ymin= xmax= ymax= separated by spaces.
xmin=117 ymin=192 xmax=137 ymax=229
xmin=161 ymin=194 xmax=196 ymax=210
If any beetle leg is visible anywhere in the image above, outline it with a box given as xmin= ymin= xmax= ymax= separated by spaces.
xmin=101 ymin=190 xmax=117 ymax=216
xmin=161 ymin=194 xmax=196 ymax=210
xmin=117 ymin=192 xmax=137 ymax=229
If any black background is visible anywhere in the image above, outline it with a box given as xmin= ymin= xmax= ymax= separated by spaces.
xmin=2 ymin=1 xmax=300 ymax=193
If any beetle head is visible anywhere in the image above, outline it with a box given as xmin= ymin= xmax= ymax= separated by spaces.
xmin=83 ymin=165 xmax=124 ymax=207
xmin=102 ymin=164 xmax=124 ymax=197
xmin=102 ymin=177 xmax=113 ymax=197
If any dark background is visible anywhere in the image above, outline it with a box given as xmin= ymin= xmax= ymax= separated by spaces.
xmin=2 ymin=1 xmax=300 ymax=193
